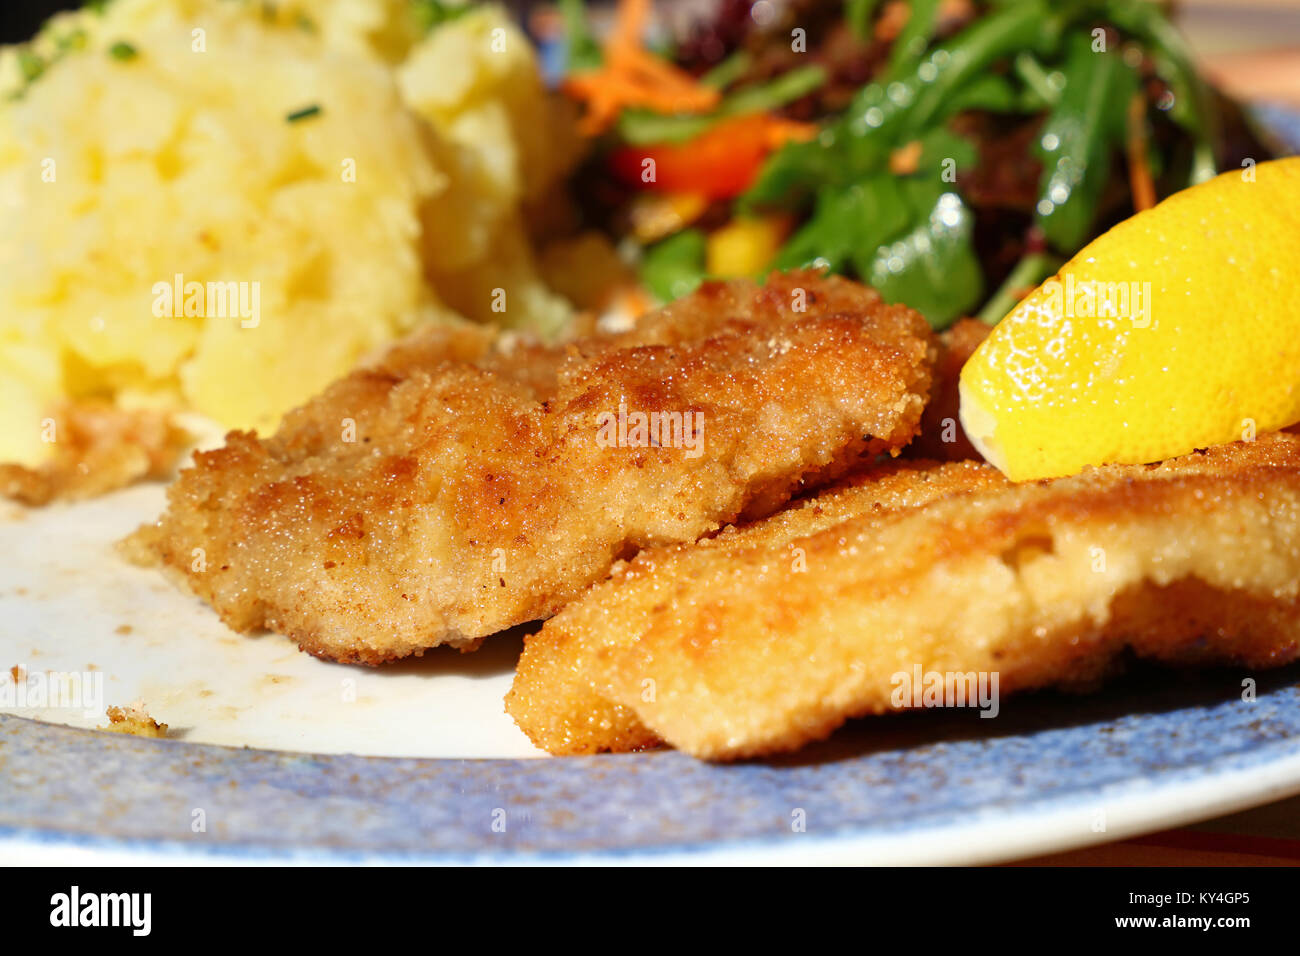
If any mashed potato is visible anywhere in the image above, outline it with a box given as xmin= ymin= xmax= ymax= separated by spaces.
xmin=0 ymin=0 xmax=581 ymax=466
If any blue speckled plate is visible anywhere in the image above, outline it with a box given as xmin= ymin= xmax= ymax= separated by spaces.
xmin=5 ymin=666 xmax=1300 ymax=864
xmin=1252 ymin=102 xmax=1300 ymax=154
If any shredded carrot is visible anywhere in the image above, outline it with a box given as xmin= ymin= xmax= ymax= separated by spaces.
xmin=888 ymin=139 xmax=924 ymax=175
xmin=875 ymin=1 xmax=911 ymax=43
xmin=608 ymin=0 xmax=650 ymax=55
xmin=1126 ymin=93 xmax=1157 ymax=212
xmin=764 ymin=119 xmax=818 ymax=149
xmin=564 ymin=0 xmax=722 ymax=136
xmin=618 ymin=285 xmax=653 ymax=320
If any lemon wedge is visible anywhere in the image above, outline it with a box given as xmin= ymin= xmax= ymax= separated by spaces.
xmin=960 ymin=156 xmax=1300 ymax=481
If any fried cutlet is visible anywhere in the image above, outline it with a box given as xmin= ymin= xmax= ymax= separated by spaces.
xmin=128 ymin=271 xmax=937 ymax=663
xmin=506 ymin=457 xmax=1007 ymax=755
xmin=507 ymin=434 xmax=1300 ymax=759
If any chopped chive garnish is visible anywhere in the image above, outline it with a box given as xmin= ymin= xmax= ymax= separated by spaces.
xmin=286 ymin=104 xmax=322 ymax=123
xmin=17 ymin=51 xmax=45 ymax=83
xmin=108 ymin=41 xmax=137 ymax=61
xmin=58 ymin=29 xmax=88 ymax=53
xmin=413 ymin=1 xmax=470 ymax=33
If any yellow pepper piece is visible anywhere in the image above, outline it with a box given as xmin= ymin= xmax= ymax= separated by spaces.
xmin=706 ymin=217 xmax=788 ymax=278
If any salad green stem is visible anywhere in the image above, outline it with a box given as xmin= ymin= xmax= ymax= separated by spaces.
xmin=617 ymin=65 xmax=827 ymax=145
xmin=978 ymin=252 xmax=1062 ymax=325
xmin=883 ymin=0 xmax=941 ymax=82
xmin=1013 ymin=52 xmax=1063 ymax=108
xmin=700 ymin=51 xmax=752 ymax=90
xmin=558 ymin=0 xmax=602 ymax=72
xmin=1032 ymin=33 xmax=1139 ymax=252
xmin=846 ymin=0 xmax=881 ymax=42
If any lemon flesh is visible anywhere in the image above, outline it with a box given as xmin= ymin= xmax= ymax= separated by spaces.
xmin=960 ymin=156 xmax=1300 ymax=482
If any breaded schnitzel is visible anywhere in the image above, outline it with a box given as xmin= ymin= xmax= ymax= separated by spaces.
xmin=128 ymin=272 xmax=937 ymax=663
xmin=506 ymin=457 xmax=1006 ymax=755
xmin=507 ymin=434 xmax=1300 ymax=759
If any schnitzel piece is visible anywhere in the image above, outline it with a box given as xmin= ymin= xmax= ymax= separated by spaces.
xmin=506 ymin=457 xmax=1006 ymax=754
xmin=128 ymin=271 xmax=936 ymax=663
xmin=513 ymin=437 xmax=1300 ymax=759
xmin=508 ymin=434 xmax=1300 ymax=759
xmin=1 ymin=402 xmax=190 ymax=506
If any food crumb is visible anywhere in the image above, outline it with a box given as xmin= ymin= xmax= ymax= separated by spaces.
xmin=99 ymin=701 xmax=168 ymax=738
